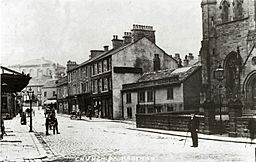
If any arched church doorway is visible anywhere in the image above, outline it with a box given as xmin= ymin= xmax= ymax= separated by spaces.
xmin=244 ymin=71 xmax=256 ymax=113
xmin=224 ymin=51 xmax=242 ymax=100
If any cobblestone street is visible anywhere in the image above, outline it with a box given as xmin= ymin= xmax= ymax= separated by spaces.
xmin=29 ymin=109 xmax=255 ymax=162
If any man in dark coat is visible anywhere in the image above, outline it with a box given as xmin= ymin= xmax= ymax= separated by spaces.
xmin=247 ymin=115 xmax=256 ymax=144
xmin=188 ymin=113 xmax=200 ymax=147
xmin=45 ymin=115 xmax=50 ymax=135
xmin=52 ymin=115 xmax=60 ymax=135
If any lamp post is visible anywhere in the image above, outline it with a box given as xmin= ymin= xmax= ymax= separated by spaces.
xmin=214 ymin=64 xmax=224 ymax=134
xmin=27 ymin=87 xmax=34 ymax=132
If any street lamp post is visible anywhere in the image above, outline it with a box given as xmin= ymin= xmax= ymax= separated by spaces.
xmin=214 ymin=64 xmax=224 ymax=134
xmin=27 ymin=87 xmax=34 ymax=132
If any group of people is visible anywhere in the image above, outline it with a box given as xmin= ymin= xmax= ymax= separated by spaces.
xmin=45 ymin=110 xmax=60 ymax=135
xmin=187 ymin=113 xmax=256 ymax=147
xmin=0 ymin=117 xmax=7 ymax=139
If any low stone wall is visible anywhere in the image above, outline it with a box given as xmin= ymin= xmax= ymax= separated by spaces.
xmin=236 ymin=117 xmax=251 ymax=137
xmin=136 ymin=113 xmax=205 ymax=132
xmin=136 ymin=113 xmax=253 ymax=137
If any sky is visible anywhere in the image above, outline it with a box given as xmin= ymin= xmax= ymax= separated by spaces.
xmin=0 ymin=0 xmax=202 ymax=66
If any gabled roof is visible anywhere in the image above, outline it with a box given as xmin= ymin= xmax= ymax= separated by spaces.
xmin=71 ymin=37 xmax=176 ymax=71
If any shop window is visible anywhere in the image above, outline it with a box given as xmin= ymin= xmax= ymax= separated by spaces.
xmin=167 ymin=104 xmax=174 ymax=112
xmin=126 ymin=93 xmax=132 ymax=103
xmin=167 ymin=87 xmax=174 ymax=100
xmin=127 ymin=107 xmax=132 ymax=118
xmin=147 ymin=107 xmax=154 ymax=113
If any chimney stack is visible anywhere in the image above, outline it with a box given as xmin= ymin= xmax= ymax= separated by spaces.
xmin=112 ymin=35 xmax=123 ymax=49
xmin=187 ymin=53 xmax=194 ymax=61
xmin=183 ymin=55 xmax=189 ymax=67
xmin=123 ymin=32 xmax=132 ymax=45
xmin=90 ymin=50 xmax=104 ymax=59
xmin=103 ymin=45 xmax=109 ymax=52
xmin=67 ymin=60 xmax=78 ymax=71
xmin=153 ymin=54 xmax=161 ymax=71
xmin=131 ymin=24 xmax=155 ymax=43
xmin=174 ymin=53 xmax=180 ymax=62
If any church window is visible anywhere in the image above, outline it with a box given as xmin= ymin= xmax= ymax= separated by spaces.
xmin=220 ymin=0 xmax=230 ymax=23
xmin=234 ymin=0 xmax=243 ymax=20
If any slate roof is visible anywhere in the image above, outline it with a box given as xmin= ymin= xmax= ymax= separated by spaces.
xmin=71 ymin=37 xmax=176 ymax=71
xmin=42 ymin=79 xmax=58 ymax=88
xmin=137 ymin=65 xmax=201 ymax=83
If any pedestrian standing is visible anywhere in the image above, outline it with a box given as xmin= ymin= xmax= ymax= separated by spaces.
xmin=247 ymin=115 xmax=256 ymax=144
xmin=52 ymin=115 xmax=60 ymax=135
xmin=88 ymin=106 xmax=92 ymax=120
xmin=188 ymin=113 xmax=199 ymax=147
xmin=45 ymin=115 xmax=50 ymax=135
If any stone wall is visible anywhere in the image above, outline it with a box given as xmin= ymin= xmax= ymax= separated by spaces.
xmin=136 ymin=113 xmax=205 ymax=132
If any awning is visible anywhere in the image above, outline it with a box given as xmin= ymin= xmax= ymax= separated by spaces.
xmin=1 ymin=73 xmax=31 ymax=92
xmin=44 ymin=100 xmax=57 ymax=105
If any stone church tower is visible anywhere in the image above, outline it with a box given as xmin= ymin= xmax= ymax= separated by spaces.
xmin=200 ymin=0 xmax=256 ymax=115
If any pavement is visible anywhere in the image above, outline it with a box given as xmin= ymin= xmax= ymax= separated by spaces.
xmin=0 ymin=109 xmax=255 ymax=162
xmin=0 ymin=111 xmax=48 ymax=162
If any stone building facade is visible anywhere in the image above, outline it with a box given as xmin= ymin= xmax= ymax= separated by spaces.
xmin=56 ymin=76 xmax=68 ymax=113
xmin=200 ymin=0 xmax=256 ymax=135
xmin=8 ymin=57 xmax=66 ymax=106
xmin=65 ymin=24 xmax=178 ymax=119
xmin=122 ymin=64 xmax=202 ymax=120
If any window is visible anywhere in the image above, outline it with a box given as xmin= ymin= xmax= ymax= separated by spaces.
xmin=94 ymin=63 xmax=98 ymax=75
xmin=127 ymin=107 xmax=132 ymax=118
xmin=103 ymin=59 xmax=108 ymax=72
xmin=98 ymin=79 xmax=102 ymax=92
xmin=53 ymin=91 xmax=56 ymax=97
xmin=108 ymin=78 xmax=112 ymax=90
xmin=126 ymin=93 xmax=132 ymax=103
xmin=44 ymin=92 xmax=47 ymax=97
xmin=167 ymin=104 xmax=173 ymax=112
xmin=139 ymin=91 xmax=145 ymax=102
xmin=234 ymin=0 xmax=243 ymax=20
xmin=92 ymin=80 xmax=98 ymax=93
xmin=167 ymin=87 xmax=173 ymax=100
xmin=220 ymin=0 xmax=230 ymax=23
xmin=155 ymin=106 xmax=162 ymax=113
xmin=102 ymin=78 xmax=108 ymax=91
xmin=147 ymin=90 xmax=153 ymax=102
xmin=85 ymin=82 xmax=89 ymax=92
xmin=98 ymin=62 xmax=102 ymax=74
xmin=80 ymin=82 xmax=84 ymax=93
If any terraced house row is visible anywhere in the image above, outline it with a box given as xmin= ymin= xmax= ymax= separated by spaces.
xmin=56 ymin=24 xmax=185 ymax=119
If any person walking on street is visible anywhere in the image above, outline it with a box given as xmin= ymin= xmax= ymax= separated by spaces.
xmin=188 ymin=113 xmax=200 ymax=147
xmin=247 ymin=115 xmax=256 ymax=144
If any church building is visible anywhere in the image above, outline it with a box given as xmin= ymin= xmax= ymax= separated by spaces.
xmin=200 ymin=0 xmax=256 ymax=136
